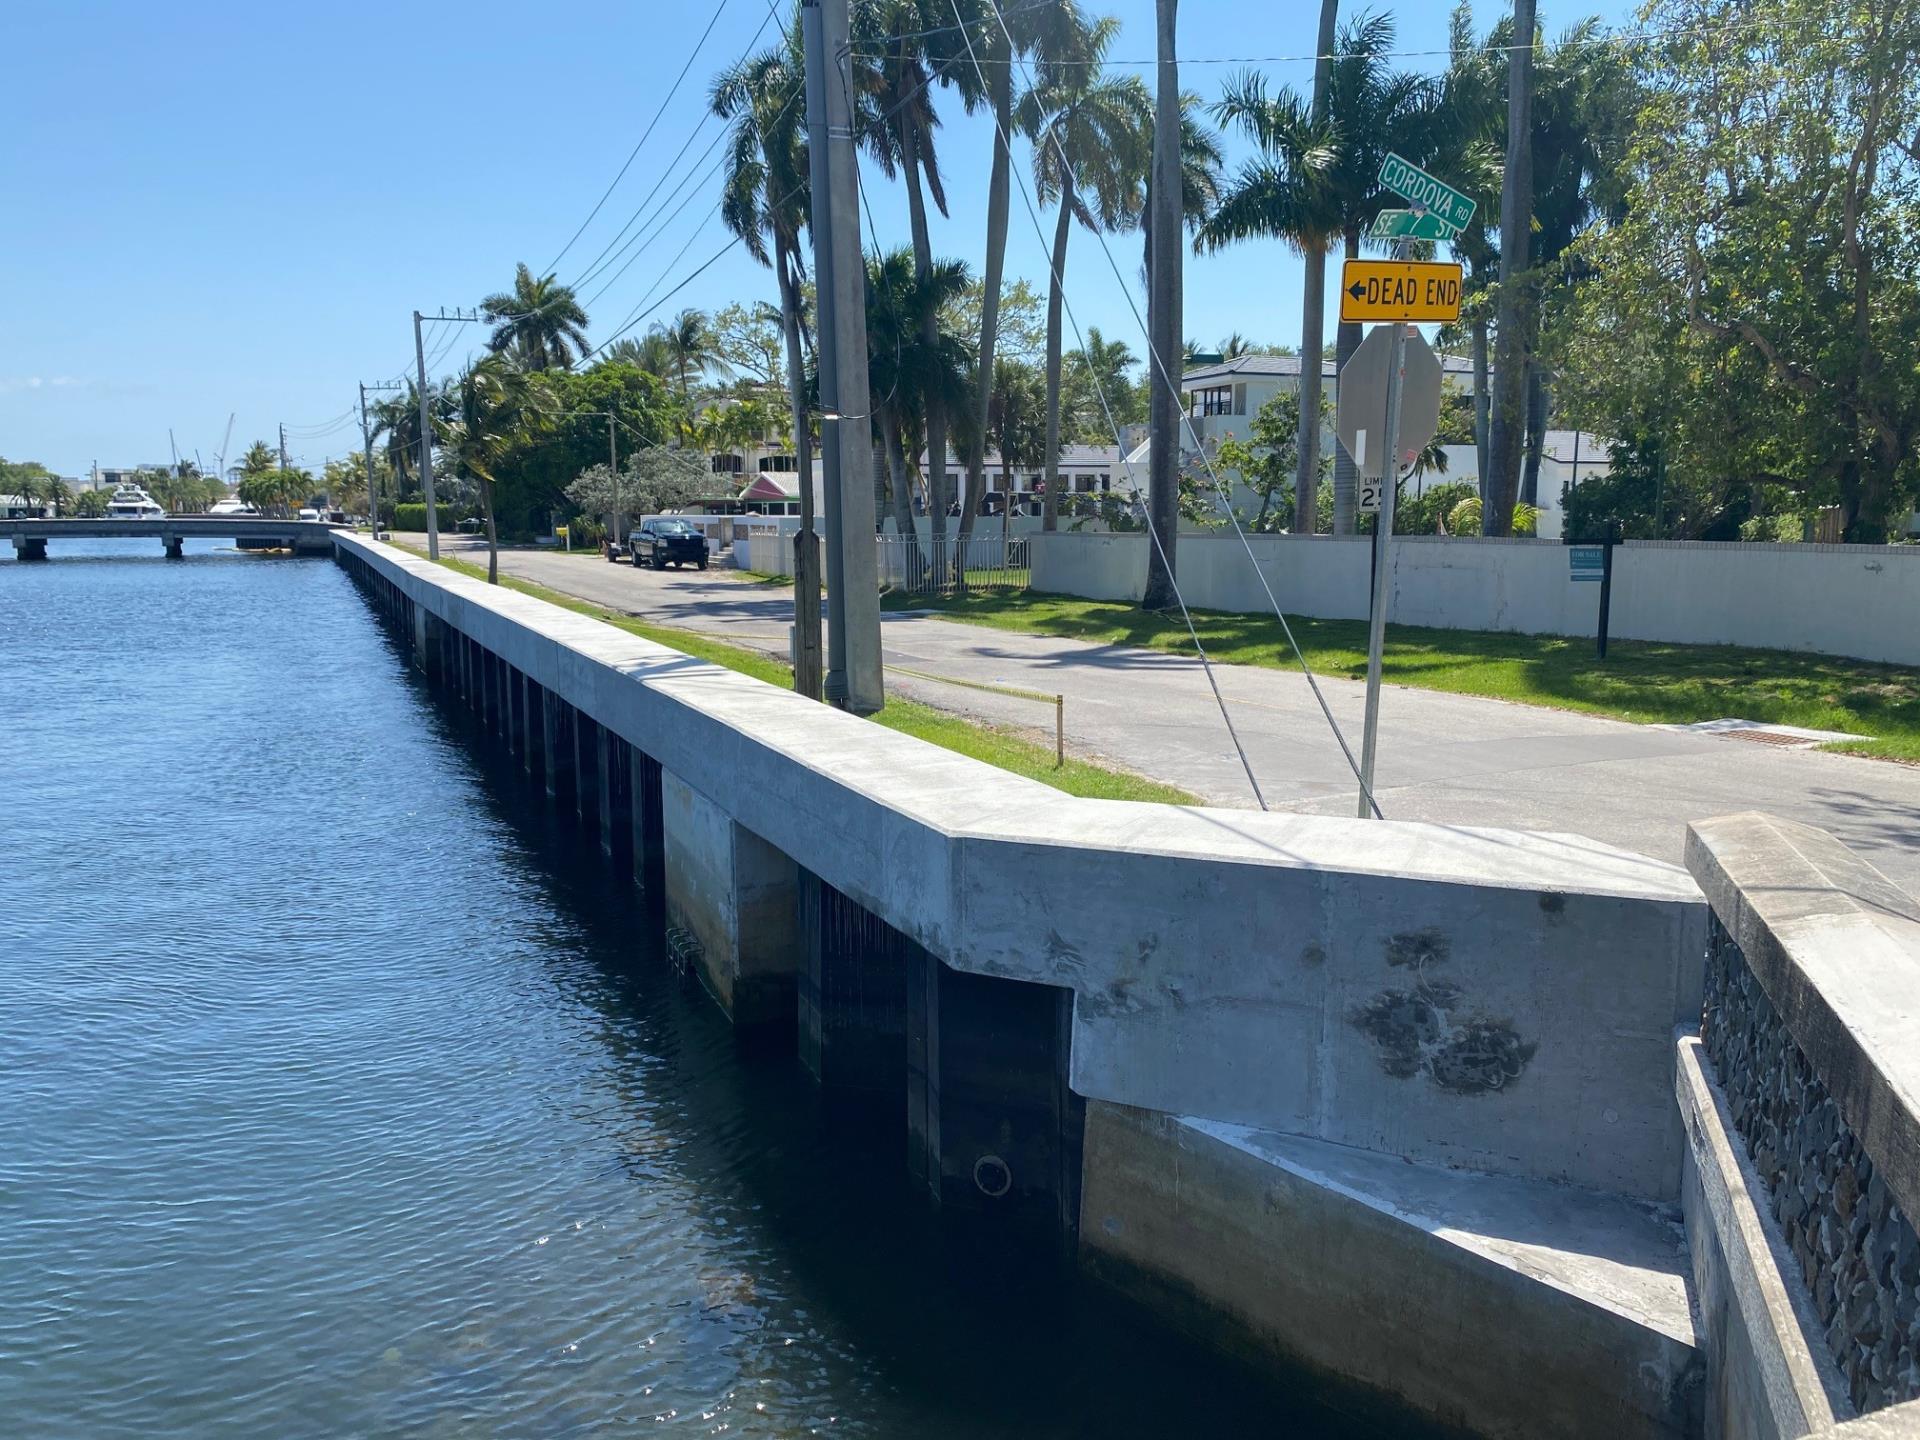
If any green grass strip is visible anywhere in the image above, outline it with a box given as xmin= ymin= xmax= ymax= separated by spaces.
xmin=415 ymin=548 xmax=1196 ymax=803
xmin=881 ymin=589 xmax=1920 ymax=763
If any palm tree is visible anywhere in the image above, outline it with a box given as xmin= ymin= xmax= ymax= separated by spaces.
xmin=370 ymin=390 xmax=417 ymax=497
xmin=854 ymin=0 xmax=959 ymax=576
xmin=439 ymin=355 xmax=555 ymax=583
xmin=1017 ymin=18 xmax=1151 ymax=531
xmin=481 ymin=263 xmax=591 ymax=371
xmin=943 ymin=0 xmax=1093 ymax=563
xmin=655 ymin=307 xmax=725 ymax=407
xmin=986 ymin=356 xmax=1048 ymax=529
xmin=865 ymin=246 xmax=975 ymax=580
xmin=10 ymin=469 xmax=44 ymax=513
xmin=42 ymin=476 xmax=73 ymax=516
xmin=713 ymin=14 xmax=823 ymax=696
xmin=1201 ymin=14 xmax=1474 ymax=534
xmin=237 ymin=440 xmax=278 ymax=480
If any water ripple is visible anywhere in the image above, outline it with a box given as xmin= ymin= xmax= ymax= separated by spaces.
xmin=0 ymin=541 xmax=1406 ymax=1438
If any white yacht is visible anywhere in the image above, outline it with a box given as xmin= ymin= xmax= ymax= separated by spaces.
xmin=105 ymin=483 xmax=166 ymax=519
xmin=207 ymin=496 xmax=259 ymax=517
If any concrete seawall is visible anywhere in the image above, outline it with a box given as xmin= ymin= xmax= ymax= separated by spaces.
xmin=333 ymin=534 xmax=1920 ymax=1439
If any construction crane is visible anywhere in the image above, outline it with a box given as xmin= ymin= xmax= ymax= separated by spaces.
xmin=213 ymin=413 xmax=235 ymax=486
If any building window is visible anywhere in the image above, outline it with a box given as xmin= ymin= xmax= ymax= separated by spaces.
xmin=1187 ymin=385 xmax=1234 ymax=418
xmin=759 ymin=455 xmax=796 ymax=472
xmin=1099 ymin=473 xmax=1110 ymax=491
xmin=711 ymin=453 xmax=743 ymax=474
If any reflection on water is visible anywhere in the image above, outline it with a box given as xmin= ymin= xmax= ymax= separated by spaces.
xmin=0 ymin=540 xmax=1418 ymax=1436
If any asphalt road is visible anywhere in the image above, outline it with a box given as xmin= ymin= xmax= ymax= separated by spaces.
xmin=391 ymin=534 xmax=1920 ymax=887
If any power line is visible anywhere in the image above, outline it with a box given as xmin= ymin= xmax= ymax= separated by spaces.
xmin=853 ymin=10 xmax=1832 ymax=68
xmin=544 ymin=0 xmax=736 ymax=277
xmin=565 ymin=1 xmax=784 ymax=295
xmin=971 ymin=0 xmax=1383 ymax=815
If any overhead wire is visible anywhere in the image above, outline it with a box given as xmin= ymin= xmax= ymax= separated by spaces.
xmin=854 ymin=9 xmax=1831 ymax=68
xmin=565 ymin=1 xmax=784 ymax=295
xmin=935 ymin=0 xmax=1272 ymax=811
xmin=972 ymin=0 xmax=1384 ymax=815
xmin=544 ymin=0 xmax=735 ymax=276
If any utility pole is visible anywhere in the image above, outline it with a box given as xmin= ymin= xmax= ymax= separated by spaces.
xmin=803 ymin=0 xmax=884 ymax=713
xmin=413 ymin=310 xmax=440 ymax=560
xmin=278 ymin=424 xmax=289 ymax=474
xmin=608 ymin=415 xmax=620 ymax=548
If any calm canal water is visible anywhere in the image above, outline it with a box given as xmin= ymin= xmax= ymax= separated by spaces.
xmin=1 ymin=540 xmax=1416 ymax=1437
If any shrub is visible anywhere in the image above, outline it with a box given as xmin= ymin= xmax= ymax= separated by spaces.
xmin=392 ymin=503 xmax=462 ymax=532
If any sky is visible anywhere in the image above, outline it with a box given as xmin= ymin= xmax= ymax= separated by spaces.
xmin=2 ymin=0 xmax=1641 ymax=479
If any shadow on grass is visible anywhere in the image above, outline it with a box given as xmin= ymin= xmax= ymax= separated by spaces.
xmin=886 ymin=589 xmax=1920 ymax=758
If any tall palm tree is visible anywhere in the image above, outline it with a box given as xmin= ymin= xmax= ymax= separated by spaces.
xmin=481 ymin=263 xmax=591 ymax=371
xmin=439 ymin=355 xmax=555 ymax=583
xmin=713 ymin=14 xmax=823 ymax=697
xmin=854 ymin=0 xmax=958 ymax=576
xmin=941 ymin=0 xmax=1092 ymax=562
xmin=1017 ymin=19 xmax=1151 ymax=531
xmin=1200 ymin=14 xmax=1472 ymax=534
xmin=42 ymin=476 xmax=73 ymax=516
xmin=865 ymin=246 xmax=975 ymax=578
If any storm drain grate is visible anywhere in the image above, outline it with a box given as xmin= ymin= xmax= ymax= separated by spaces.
xmin=1719 ymin=729 xmax=1814 ymax=748
xmin=1666 ymin=718 xmax=1871 ymax=748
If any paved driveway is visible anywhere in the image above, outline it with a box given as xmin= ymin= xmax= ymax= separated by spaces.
xmin=390 ymin=535 xmax=1920 ymax=887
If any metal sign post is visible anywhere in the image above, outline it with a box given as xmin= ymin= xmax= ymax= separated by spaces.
xmin=1355 ymin=302 xmax=1410 ymax=818
xmin=1565 ymin=524 xmax=1622 ymax=658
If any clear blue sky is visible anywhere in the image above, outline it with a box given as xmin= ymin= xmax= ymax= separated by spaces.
xmin=2 ymin=0 xmax=1639 ymax=478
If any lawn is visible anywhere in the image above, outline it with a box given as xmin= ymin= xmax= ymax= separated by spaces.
xmin=881 ymin=589 xmax=1920 ymax=763
xmin=417 ymin=549 xmax=1196 ymax=803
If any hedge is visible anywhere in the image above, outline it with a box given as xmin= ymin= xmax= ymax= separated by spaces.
xmin=392 ymin=503 xmax=464 ymax=532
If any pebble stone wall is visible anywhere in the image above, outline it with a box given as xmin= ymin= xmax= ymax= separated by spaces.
xmin=1702 ymin=915 xmax=1920 ymax=1413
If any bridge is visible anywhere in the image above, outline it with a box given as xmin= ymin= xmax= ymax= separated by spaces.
xmin=5 ymin=516 xmax=340 ymax=560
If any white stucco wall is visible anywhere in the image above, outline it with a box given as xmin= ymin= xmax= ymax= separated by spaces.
xmin=1030 ymin=533 xmax=1920 ymax=667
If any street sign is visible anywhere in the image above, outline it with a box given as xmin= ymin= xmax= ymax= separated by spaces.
xmin=1336 ymin=325 xmax=1444 ymax=481
xmin=1339 ymin=260 xmax=1464 ymax=323
xmin=1569 ymin=545 xmax=1605 ymax=582
xmin=1378 ymin=152 xmax=1477 ymax=232
xmin=1370 ymin=208 xmax=1457 ymax=242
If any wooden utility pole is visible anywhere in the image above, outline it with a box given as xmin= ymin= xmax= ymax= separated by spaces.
xmin=1142 ymin=0 xmax=1183 ymax=610
xmin=1484 ymin=0 xmax=1536 ymax=535
xmin=1293 ymin=0 xmax=1339 ymax=536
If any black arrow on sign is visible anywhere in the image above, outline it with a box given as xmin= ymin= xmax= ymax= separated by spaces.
xmin=1347 ymin=282 xmax=1366 ymax=299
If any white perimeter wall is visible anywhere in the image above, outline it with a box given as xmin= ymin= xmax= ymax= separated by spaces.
xmin=1031 ymin=532 xmax=1920 ymax=667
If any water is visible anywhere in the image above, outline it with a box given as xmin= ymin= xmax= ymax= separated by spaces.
xmin=0 ymin=541 xmax=1412 ymax=1437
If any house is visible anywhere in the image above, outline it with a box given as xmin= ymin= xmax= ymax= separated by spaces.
xmin=1176 ymin=353 xmax=1610 ymax=537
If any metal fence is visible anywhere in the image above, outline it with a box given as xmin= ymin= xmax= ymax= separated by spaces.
xmin=876 ymin=532 xmax=1030 ymax=599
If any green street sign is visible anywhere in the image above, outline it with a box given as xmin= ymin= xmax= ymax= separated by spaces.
xmin=1370 ymin=208 xmax=1458 ymax=242
xmin=1378 ymin=153 xmax=1477 ymax=232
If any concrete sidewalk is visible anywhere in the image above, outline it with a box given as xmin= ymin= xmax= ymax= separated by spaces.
xmin=386 ymin=534 xmax=1920 ymax=886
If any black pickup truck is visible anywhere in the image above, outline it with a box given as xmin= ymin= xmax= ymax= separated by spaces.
xmin=630 ymin=518 xmax=709 ymax=570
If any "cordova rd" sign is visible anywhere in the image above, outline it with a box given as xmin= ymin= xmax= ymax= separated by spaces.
xmin=1338 ymin=259 xmax=1465 ymax=323
xmin=1377 ymin=153 xmax=1477 ymax=232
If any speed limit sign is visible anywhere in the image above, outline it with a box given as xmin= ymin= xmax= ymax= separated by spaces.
xmin=1358 ymin=478 xmax=1383 ymax=513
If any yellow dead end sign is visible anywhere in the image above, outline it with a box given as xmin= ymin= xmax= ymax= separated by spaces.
xmin=1339 ymin=259 xmax=1464 ymax=323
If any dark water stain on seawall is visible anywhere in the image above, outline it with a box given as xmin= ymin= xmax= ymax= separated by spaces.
xmin=1353 ymin=929 xmax=1538 ymax=1094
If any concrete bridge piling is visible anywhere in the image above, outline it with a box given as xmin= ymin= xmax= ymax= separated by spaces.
xmin=331 ymin=536 xmax=1920 ymax=1440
